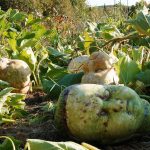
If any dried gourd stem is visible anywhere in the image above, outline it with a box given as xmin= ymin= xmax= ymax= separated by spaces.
xmin=100 ymin=34 xmax=146 ymax=48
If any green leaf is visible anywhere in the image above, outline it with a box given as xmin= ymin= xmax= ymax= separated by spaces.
xmin=19 ymin=47 xmax=37 ymax=71
xmin=8 ymin=93 xmax=26 ymax=109
xmin=99 ymin=25 xmax=123 ymax=40
xmin=132 ymin=47 xmax=144 ymax=64
xmin=45 ymin=64 xmax=67 ymax=80
xmin=21 ymin=32 xmax=36 ymax=40
xmin=9 ymin=9 xmax=26 ymax=22
xmin=115 ymin=56 xmax=140 ymax=85
xmin=17 ymin=33 xmax=36 ymax=46
xmin=128 ymin=12 xmax=150 ymax=36
xmin=20 ymin=39 xmax=37 ymax=49
xmin=48 ymin=47 xmax=65 ymax=57
xmin=101 ymin=32 xmax=114 ymax=40
xmin=0 ymin=87 xmax=25 ymax=122
xmin=41 ymin=78 xmax=60 ymax=99
xmin=26 ymin=18 xmax=42 ymax=27
xmin=0 ymin=88 xmax=13 ymax=114
xmin=42 ymin=72 xmax=83 ymax=99
xmin=136 ymin=69 xmax=150 ymax=85
xmin=0 ymin=136 xmax=21 ymax=150
xmin=59 ymin=72 xmax=83 ymax=87
xmin=25 ymin=139 xmax=87 ymax=150
xmin=0 ymin=80 xmax=10 ymax=89
xmin=0 ymin=87 xmax=14 ymax=97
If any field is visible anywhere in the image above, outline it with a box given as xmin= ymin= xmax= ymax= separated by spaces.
xmin=0 ymin=1 xmax=150 ymax=150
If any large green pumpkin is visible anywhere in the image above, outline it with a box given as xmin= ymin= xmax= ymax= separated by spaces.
xmin=55 ymin=84 xmax=150 ymax=144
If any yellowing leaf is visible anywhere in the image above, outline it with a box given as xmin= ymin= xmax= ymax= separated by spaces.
xmin=8 ymin=39 xmax=17 ymax=52
xmin=25 ymin=139 xmax=88 ymax=150
xmin=84 ymin=32 xmax=94 ymax=49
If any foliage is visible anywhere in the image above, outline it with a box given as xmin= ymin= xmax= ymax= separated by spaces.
xmin=25 ymin=139 xmax=88 ymax=150
xmin=115 ymin=55 xmax=140 ymax=85
xmin=42 ymin=70 xmax=83 ymax=99
xmin=0 ymin=136 xmax=99 ymax=150
xmin=0 ymin=2 xmax=149 ymax=150
xmin=128 ymin=12 xmax=150 ymax=36
xmin=0 ymin=8 xmax=52 ymax=86
xmin=0 ymin=0 xmax=88 ymax=21
xmin=0 ymin=136 xmax=21 ymax=150
xmin=0 ymin=8 xmax=149 ymax=95
xmin=0 ymin=84 xmax=26 ymax=124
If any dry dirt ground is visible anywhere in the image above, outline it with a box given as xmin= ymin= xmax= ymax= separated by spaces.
xmin=0 ymin=91 xmax=150 ymax=150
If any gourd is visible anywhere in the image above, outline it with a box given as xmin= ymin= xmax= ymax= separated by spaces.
xmin=81 ymin=68 xmax=119 ymax=85
xmin=81 ymin=51 xmax=119 ymax=85
xmin=55 ymin=84 xmax=150 ymax=144
xmin=0 ymin=58 xmax=31 ymax=93
xmin=68 ymin=55 xmax=89 ymax=73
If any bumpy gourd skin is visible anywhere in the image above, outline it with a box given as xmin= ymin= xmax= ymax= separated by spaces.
xmin=81 ymin=68 xmax=119 ymax=85
xmin=0 ymin=58 xmax=31 ymax=93
xmin=68 ymin=55 xmax=89 ymax=73
xmin=137 ymin=99 xmax=150 ymax=133
xmin=82 ymin=52 xmax=113 ymax=73
xmin=55 ymin=84 xmax=145 ymax=144
xmin=81 ymin=51 xmax=119 ymax=85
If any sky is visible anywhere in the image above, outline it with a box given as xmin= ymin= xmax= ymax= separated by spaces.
xmin=86 ymin=0 xmax=150 ymax=6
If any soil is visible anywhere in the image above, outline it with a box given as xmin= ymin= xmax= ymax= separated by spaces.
xmin=0 ymin=91 xmax=150 ymax=150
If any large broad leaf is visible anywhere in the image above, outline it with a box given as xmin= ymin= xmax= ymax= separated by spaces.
xmin=128 ymin=12 xmax=150 ymax=36
xmin=99 ymin=25 xmax=123 ymax=40
xmin=42 ymin=72 xmax=83 ymax=99
xmin=25 ymin=139 xmax=88 ymax=150
xmin=48 ymin=47 xmax=65 ymax=57
xmin=115 ymin=55 xmax=140 ymax=85
xmin=9 ymin=9 xmax=26 ymax=22
xmin=132 ymin=47 xmax=144 ymax=64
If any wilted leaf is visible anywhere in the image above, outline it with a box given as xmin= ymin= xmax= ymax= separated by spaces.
xmin=25 ymin=139 xmax=88 ymax=150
